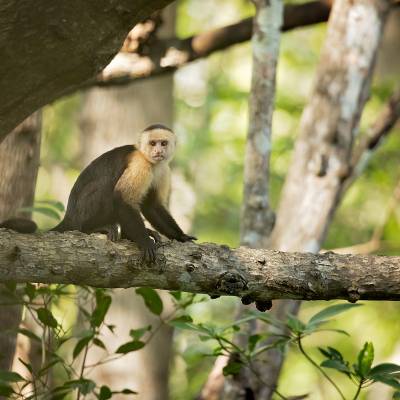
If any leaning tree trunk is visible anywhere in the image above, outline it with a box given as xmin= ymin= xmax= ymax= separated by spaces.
xmin=0 ymin=112 xmax=42 ymax=374
xmin=77 ymin=6 xmax=179 ymax=399
xmin=258 ymin=0 xmax=391 ymax=398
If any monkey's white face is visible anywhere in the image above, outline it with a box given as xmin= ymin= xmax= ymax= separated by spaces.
xmin=139 ymin=129 xmax=177 ymax=164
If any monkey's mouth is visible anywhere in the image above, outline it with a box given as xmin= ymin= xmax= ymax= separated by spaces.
xmin=152 ymin=155 xmax=165 ymax=161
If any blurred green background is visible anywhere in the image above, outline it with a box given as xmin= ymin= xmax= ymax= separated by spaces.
xmin=33 ymin=0 xmax=399 ymax=398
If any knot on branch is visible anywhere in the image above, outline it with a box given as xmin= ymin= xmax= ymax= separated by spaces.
xmin=216 ymin=271 xmax=248 ymax=295
xmin=348 ymin=287 xmax=360 ymax=303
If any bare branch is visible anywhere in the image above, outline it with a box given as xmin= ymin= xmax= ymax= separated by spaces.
xmin=90 ymin=0 xmax=331 ymax=88
xmin=343 ymin=88 xmax=400 ymax=190
xmin=334 ymin=180 xmax=400 ymax=254
xmin=1 ymin=230 xmax=400 ymax=302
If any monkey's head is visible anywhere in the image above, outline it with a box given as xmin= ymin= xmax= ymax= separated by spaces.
xmin=139 ymin=124 xmax=177 ymax=164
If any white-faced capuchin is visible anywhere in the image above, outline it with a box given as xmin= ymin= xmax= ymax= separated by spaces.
xmin=49 ymin=124 xmax=196 ymax=261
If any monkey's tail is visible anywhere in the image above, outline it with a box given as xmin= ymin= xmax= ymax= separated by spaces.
xmin=0 ymin=218 xmax=38 ymax=233
xmin=50 ymin=219 xmax=70 ymax=232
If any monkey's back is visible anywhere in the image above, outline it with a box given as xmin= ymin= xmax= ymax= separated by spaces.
xmin=53 ymin=145 xmax=135 ymax=232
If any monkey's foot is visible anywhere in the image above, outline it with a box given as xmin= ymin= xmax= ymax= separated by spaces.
xmin=178 ymin=233 xmax=197 ymax=242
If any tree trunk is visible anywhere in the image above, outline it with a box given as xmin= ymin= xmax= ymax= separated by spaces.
xmin=219 ymin=1 xmax=283 ymax=398
xmin=259 ymin=0 xmax=391 ymax=398
xmin=0 ymin=112 xmax=41 ymax=373
xmin=0 ymin=0 xmax=174 ymax=141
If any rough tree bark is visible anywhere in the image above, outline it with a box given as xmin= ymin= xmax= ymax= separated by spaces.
xmin=258 ymin=0 xmax=392 ymax=398
xmin=0 ymin=0 xmax=174 ymax=142
xmin=0 ymin=113 xmax=41 ymax=373
xmin=1 ymin=231 xmax=399 ymax=301
xmin=240 ymin=0 xmax=282 ymax=247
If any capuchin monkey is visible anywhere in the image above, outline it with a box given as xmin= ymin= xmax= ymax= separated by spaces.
xmin=50 ymin=124 xmax=196 ymax=261
xmin=0 ymin=125 xmax=194 ymax=261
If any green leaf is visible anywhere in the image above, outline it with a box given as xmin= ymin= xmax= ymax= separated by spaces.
xmin=38 ymin=358 xmax=62 ymax=375
xmin=129 ymin=325 xmax=151 ymax=340
xmin=319 ymin=346 xmax=346 ymax=364
xmin=223 ymin=361 xmax=242 ymax=376
xmin=21 ymin=206 xmax=61 ymax=221
xmin=357 ymin=342 xmax=374 ymax=378
xmin=287 ymin=314 xmax=306 ymax=334
xmin=0 ymin=384 xmax=14 ymax=396
xmin=372 ymin=375 xmax=400 ymax=390
xmin=0 ymin=370 xmax=25 ymax=382
xmin=308 ymin=304 xmax=362 ymax=327
xmin=120 ymin=389 xmax=138 ymax=394
xmin=313 ymin=328 xmax=350 ymax=336
xmin=248 ymin=310 xmax=286 ymax=329
xmin=18 ymin=358 xmax=33 ymax=374
xmin=170 ymin=315 xmax=193 ymax=324
xmin=93 ymin=338 xmax=107 ymax=350
xmin=136 ymin=288 xmax=163 ymax=315
xmin=99 ymin=385 xmax=112 ymax=400
xmin=65 ymin=379 xmax=96 ymax=395
xmin=91 ymin=291 xmax=112 ymax=327
xmin=16 ymin=328 xmax=41 ymax=342
xmin=170 ymin=291 xmax=181 ymax=300
xmin=248 ymin=334 xmax=262 ymax=352
xmin=321 ymin=360 xmax=351 ymax=375
xmin=168 ymin=320 xmax=212 ymax=336
xmin=116 ymin=340 xmax=145 ymax=354
xmin=73 ymin=334 xmax=94 ymax=359
xmin=36 ymin=200 xmax=65 ymax=212
xmin=36 ymin=308 xmax=58 ymax=328
xmin=393 ymin=391 xmax=400 ymax=399
xmin=370 ymin=363 xmax=400 ymax=377
xmin=24 ymin=283 xmax=36 ymax=301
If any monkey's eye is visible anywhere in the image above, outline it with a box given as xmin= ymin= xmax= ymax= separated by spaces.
xmin=161 ymin=141 xmax=168 ymax=147
xmin=149 ymin=141 xmax=156 ymax=146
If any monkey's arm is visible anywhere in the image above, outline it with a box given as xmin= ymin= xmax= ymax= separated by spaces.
xmin=114 ymin=193 xmax=157 ymax=261
xmin=141 ymin=192 xmax=196 ymax=242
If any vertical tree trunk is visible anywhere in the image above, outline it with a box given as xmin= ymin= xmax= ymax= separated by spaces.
xmin=0 ymin=112 xmax=42 ymax=373
xmin=200 ymin=1 xmax=283 ymax=398
xmin=78 ymin=6 xmax=177 ymax=399
xmin=240 ymin=0 xmax=282 ymax=247
xmin=260 ymin=0 xmax=391 ymax=398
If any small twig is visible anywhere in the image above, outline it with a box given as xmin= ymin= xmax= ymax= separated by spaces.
xmin=352 ymin=379 xmax=363 ymax=400
xmin=297 ymin=336 xmax=346 ymax=400
xmin=343 ymin=88 xmax=400 ymax=193
xmin=333 ymin=180 xmax=400 ymax=255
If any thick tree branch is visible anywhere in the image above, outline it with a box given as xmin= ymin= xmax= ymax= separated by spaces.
xmin=91 ymin=0 xmax=332 ymax=88
xmin=0 ymin=0 xmax=174 ymax=143
xmin=1 ymin=230 xmax=400 ymax=302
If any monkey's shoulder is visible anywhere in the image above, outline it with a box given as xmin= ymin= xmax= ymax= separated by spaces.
xmin=83 ymin=145 xmax=137 ymax=179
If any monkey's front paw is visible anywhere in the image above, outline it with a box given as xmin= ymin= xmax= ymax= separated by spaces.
xmin=141 ymin=243 xmax=157 ymax=263
xmin=147 ymin=228 xmax=162 ymax=243
xmin=178 ymin=234 xmax=197 ymax=242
